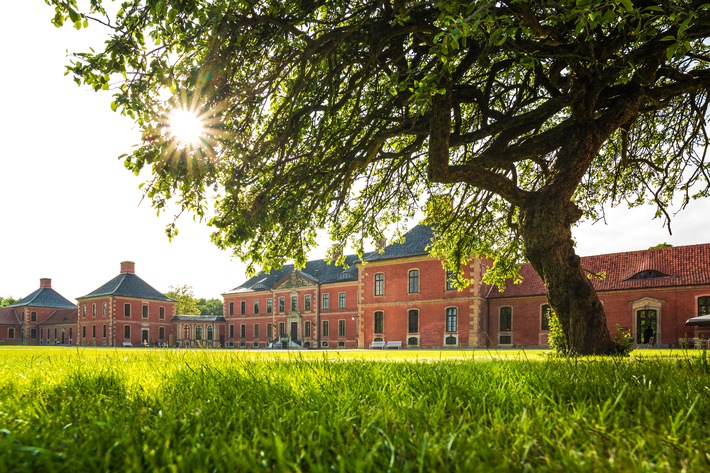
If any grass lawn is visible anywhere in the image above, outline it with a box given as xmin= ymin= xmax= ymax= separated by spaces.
xmin=0 ymin=346 xmax=708 ymax=471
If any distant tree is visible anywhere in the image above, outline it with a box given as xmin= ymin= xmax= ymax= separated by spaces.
xmin=165 ymin=285 xmax=200 ymax=315
xmin=47 ymin=1 xmax=710 ymax=354
xmin=197 ymin=298 xmax=224 ymax=316
xmin=0 ymin=297 xmax=18 ymax=308
xmin=649 ymin=243 xmax=673 ymax=250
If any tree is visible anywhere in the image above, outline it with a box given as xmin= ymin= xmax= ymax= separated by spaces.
xmin=165 ymin=285 xmax=200 ymax=315
xmin=0 ymin=297 xmax=18 ymax=308
xmin=197 ymin=298 xmax=224 ymax=316
xmin=48 ymin=1 xmax=710 ymax=354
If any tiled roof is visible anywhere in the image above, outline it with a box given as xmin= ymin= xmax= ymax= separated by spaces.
xmin=40 ymin=308 xmax=78 ymax=325
xmin=225 ymin=254 xmax=365 ymax=294
xmin=489 ymin=243 xmax=710 ymax=298
xmin=0 ymin=308 xmax=21 ymax=325
xmin=363 ymin=225 xmax=434 ymax=262
xmin=8 ymin=288 xmax=77 ymax=310
xmin=78 ymin=273 xmax=174 ymax=302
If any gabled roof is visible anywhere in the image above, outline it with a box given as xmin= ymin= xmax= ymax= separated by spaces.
xmin=40 ymin=308 xmax=78 ymax=326
xmin=225 ymin=254 xmax=364 ymax=295
xmin=363 ymin=225 xmax=434 ymax=262
xmin=0 ymin=308 xmax=22 ymax=325
xmin=78 ymin=273 xmax=174 ymax=302
xmin=489 ymin=243 xmax=710 ymax=298
xmin=8 ymin=287 xmax=77 ymax=310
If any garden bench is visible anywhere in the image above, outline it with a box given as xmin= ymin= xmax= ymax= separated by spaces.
xmin=369 ymin=340 xmax=386 ymax=349
xmin=385 ymin=341 xmax=402 ymax=349
xmin=122 ymin=342 xmax=133 ymax=347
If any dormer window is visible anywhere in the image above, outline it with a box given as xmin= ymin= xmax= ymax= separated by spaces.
xmin=628 ymin=270 xmax=669 ymax=280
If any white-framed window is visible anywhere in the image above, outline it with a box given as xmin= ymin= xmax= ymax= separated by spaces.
xmin=159 ymin=306 xmax=165 ymax=319
xmin=253 ymin=323 xmax=260 ymax=338
xmin=446 ymin=307 xmax=457 ymax=332
xmin=291 ymin=295 xmax=298 ymax=311
xmin=266 ymin=298 xmax=273 ymax=313
xmin=408 ymin=309 xmax=419 ymax=333
xmin=279 ymin=297 xmax=285 ymax=313
xmin=322 ymin=293 xmax=330 ymax=310
xmin=374 ymin=273 xmax=384 ymax=296
xmin=124 ymin=304 xmax=131 ymax=317
xmin=499 ymin=306 xmax=512 ymax=332
xmin=8 ymin=328 xmax=15 ymax=339
xmin=408 ymin=269 xmax=420 ymax=294
xmin=103 ymin=302 xmax=107 ymax=316
xmin=446 ymin=270 xmax=456 ymax=291
xmin=304 ymin=294 xmax=311 ymax=311
xmin=374 ymin=311 xmax=384 ymax=334
xmin=338 ymin=292 xmax=346 ymax=309
xmin=240 ymin=301 xmax=246 ymax=315
xmin=92 ymin=303 xmax=96 ymax=317
xmin=240 ymin=324 xmax=246 ymax=338
xmin=142 ymin=305 xmax=149 ymax=318
xmin=254 ymin=299 xmax=260 ymax=314
xmin=338 ymin=319 xmax=346 ymax=337
xmin=322 ymin=320 xmax=330 ymax=337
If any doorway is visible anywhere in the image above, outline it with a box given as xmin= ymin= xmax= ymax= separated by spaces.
xmin=290 ymin=322 xmax=298 ymax=342
xmin=636 ymin=309 xmax=657 ymax=344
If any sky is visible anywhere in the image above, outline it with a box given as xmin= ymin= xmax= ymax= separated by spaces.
xmin=1 ymin=2 xmax=709 ymax=303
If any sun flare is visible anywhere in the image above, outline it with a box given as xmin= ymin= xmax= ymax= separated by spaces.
xmin=168 ymin=109 xmax=204 ymax=147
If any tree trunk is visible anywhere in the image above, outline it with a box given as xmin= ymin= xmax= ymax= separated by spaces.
xmin=519 ymin=193 xmax=620 ymax=355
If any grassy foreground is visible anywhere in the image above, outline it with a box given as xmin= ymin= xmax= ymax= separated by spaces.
xmin=0 ymin=347 xmax=708 ymax=472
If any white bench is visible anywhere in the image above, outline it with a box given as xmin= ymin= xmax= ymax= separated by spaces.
xmin=386 ymin=341 xmax=402 ymax=349
xmin=122 ymin=342 xmax=133 ymax=347
xmin=369 ymin=340 xmax=386 ymax=349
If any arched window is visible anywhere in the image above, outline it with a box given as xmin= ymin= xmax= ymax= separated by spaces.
xmin=195 ymin=325 xmax=203 ymax=340
xmin=207 ymin=326 xmax=214 ymax=341
xmin=184 ymin=324 xmax=191 ymax=339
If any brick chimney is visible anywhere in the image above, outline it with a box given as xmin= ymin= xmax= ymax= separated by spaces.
xmin=376 ymin=237 xmax=387 ymax=252
xmin=40 ymin=278 xmax=52 ymax=288
xmin=120 ymin=261 xmax=136 ymax=274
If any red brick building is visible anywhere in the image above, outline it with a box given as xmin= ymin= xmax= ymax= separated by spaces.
xmin=0 ymin=278 xmax=77 ymax=345
xmin=76 ymin=261 xmax=177 ymax=347
xmin=224 ymin=225 xmax=710 ymax=349
xmin=223 ymin=255 xmax=360 ymax=348
xmin=487 ymin=244 xmax=710 ymax=348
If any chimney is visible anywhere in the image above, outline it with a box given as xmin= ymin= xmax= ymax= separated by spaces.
xmin=376 ymin=238 xmax=387 ymax=252
xmin=40 ymin=278 xmax=52 ymax=289
xmin=120 ymin=261 xmax=136 ymax=274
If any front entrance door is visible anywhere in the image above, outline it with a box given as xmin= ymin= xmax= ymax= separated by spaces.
xmin=142 ymin=328 xmax=149 ymax=346
xmin=637 ymin=309 xmax=657 ymax=344
xmin=291 ymin=322 xmax=298 ymax=342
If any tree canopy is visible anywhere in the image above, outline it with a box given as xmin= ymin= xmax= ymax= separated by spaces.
xmin=0 ymin=297 xmax=18 ymax=309
xmin=165 ymin=284 xmax=200 ymax=315
xmin=48 ymin=0 xmax=710 ymax=353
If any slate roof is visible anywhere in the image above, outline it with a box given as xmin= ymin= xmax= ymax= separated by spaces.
xmin=225 ymin=253 xmax=365 ymax=294
xmin=8 ymin=287 xmax=77 ymax=310
xmin=78 ymin=272 xmax=174 ymax=301
xmin=40 ymin=308 xmax=78 ymax=326
xmin=488 ymin=243 xmax=710 ymax=298
xmin=0 ymin=308 xmax=21 ymax=325
xmin=363 ymin=225 xmax=434 ymax=262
